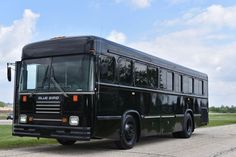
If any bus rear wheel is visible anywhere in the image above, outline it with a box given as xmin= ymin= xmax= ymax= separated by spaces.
xmin=173 ymin=113 xmax=193 ymax=138
xmin=115 ymin=115 xmax=137 ymax=149
xmin=182 ymin=113 xmax=193 ymax=138
xmin=57 ymin=139 xmax=76 ymax=145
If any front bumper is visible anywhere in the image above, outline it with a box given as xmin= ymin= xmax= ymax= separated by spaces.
xmin=13 ymin=124 xmax=91 ymax=141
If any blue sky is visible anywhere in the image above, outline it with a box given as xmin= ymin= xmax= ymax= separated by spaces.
xmin=1 ymin=0 xmax=236 ymax=106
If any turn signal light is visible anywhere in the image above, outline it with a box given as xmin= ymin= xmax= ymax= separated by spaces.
xmin=73 ymin=95 xmax=78 ymax=102
xmin=28 ymin=116 xmax=33 ymax=122
xmin=62 ymin=117 xmax=68 ymax=123
xmin=22 ymin=96 xmax=27 ymax=102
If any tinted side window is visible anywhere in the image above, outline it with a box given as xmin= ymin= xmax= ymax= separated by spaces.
xmin=194 ymin=79 xmax=199 ymax=95
xmin=167 ymin=72 xmax=173 ymax=91
xmin=174 ymin=73 xmax=181 ymax=92
xmin=204 ymin=81 xmax=208 ymax=96
xmin=189 ymin=78 xmax=193 ymax=93
xmin=135 ymin=62 xmax=148 ymax=87
xmin=183 ymin=76 xmax=189 ymax=93
xmin=199 ymin=80 xmax=203 ymax=95
xmin=160 ymin=69 xmax=167 ymax=89
xmin=148 ymin=66 xmax=158 ymax=88
xmin=100 ymin=55 xmax=115 ymax=82
xmin=118 ymin=58 xmax=132 ymax=85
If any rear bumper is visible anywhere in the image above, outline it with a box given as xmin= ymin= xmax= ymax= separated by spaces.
xmin=13 ymin=124 xmax=91 ymax=141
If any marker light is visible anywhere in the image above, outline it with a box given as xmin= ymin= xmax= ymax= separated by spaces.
xmin=69 ymin=116 xmax=79 ymax=126
xmin=22 ymin=96 xmax=27 ymax=102
xmin=19 ymin=114 xmax=27 ymax=123
xmin=73 ymin=95 xmax=78 ymax=102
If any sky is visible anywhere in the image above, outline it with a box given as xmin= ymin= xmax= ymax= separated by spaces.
xmin=1 ymin=0 xmax=236 ymax=106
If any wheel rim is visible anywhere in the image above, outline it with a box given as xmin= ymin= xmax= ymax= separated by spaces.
xmin=124 ymin=121 xmax=136 ymax=142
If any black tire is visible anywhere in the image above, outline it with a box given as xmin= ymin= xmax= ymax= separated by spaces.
xmin=57 ymin=139 xmax=76 ymax=146
xmin=181 ymin=113 xmax=193 ymax=138
xmin=115 ymin=115 xmax=137 ymax=149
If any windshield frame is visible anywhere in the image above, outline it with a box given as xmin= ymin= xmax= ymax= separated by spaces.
xmin=19 ymin=54 xmax=95 ymax=93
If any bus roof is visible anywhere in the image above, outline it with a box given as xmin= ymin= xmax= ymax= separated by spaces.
xmin=22 ymin=35 xmax=208 ymax=80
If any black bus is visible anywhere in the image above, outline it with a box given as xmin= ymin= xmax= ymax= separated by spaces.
xmin=7 ymin=36 xmax=208 ymax=149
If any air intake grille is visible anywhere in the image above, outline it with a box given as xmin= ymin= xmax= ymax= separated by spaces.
xmin=35 ymin=100 xmax=61 ymax=114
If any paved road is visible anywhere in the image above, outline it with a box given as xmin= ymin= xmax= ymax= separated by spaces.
xmin=0 ymin=124 xmax=236 ymax=157
xmin=0 ymin=120 xmax=12 ymax=125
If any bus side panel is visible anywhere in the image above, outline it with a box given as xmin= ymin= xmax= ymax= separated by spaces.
xmin=193 ymin=98 xmax=202 ymax=128
xmin=140 ymin=92 xmax=161 ymax=137
xmin=160 ymin=94 xmax=177 ymax=134
xmin=173 ymin=96 xmax=184 ymax=132
xmin=200 ymin=98 xmax=209 ymax=125
xmin=94 ymin=85 xmax=121 ymax=139
xmin=94 ymin=118 xmax=121 ymax=139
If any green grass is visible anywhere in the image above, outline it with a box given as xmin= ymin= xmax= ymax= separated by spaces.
xmin=207 ymin=113 xmax=236 ymax=127
xmin=0 ymin=125 xmax=56 ymax=149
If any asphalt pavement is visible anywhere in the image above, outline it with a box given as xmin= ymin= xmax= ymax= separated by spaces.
xmin=0 ymin=124 xmax=236 ymax=157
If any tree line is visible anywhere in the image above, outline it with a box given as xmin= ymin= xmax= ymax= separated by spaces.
xmin=0 ymin=101 xmax=5 ymax=107
xmin=209 ymin=105 xmax=236 ymax=113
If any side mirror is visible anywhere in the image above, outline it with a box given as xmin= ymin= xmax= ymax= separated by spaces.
xmin=7 ymin=66 xmax=11 ymax=82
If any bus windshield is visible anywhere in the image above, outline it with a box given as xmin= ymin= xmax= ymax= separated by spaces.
xmin=19 ymin=55 xmax=94 ymax=92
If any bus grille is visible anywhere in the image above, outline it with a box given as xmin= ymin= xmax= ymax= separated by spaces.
xmin=35 ymin=101 xmax=61 ymax=114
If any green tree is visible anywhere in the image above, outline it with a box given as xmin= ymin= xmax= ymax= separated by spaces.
xmin=0 ymin=101 xmax=5 ymax=107
xmin=210 ymin=105 xmax=236 ymax=113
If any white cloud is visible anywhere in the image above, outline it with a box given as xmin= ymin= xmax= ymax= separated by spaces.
xmin=131 ymin=0 xmax=151 ymax=8
xmin=127 ymin=5 xmax=236 ymax=106
xmin=187 ymin=5 xmax=236 ymax=28
xmin=115 ymin=0 xmax=152 ymax=9
xmin=107 ymin=30 xmax=127 ymax=44
xmin=0 ymin=9 xmax=39 ymax=103
xmin=163 ymin=5 xmax=236 ymax=29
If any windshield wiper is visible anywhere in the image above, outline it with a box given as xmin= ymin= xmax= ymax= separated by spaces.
xmin=50 ymin=76 xmax=68 ymax=97
xmin=50 ymin=66 xmax=68 ymax=97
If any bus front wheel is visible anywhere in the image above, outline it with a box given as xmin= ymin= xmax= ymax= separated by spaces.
xmin=115 ymin=115 xmax=137 ymax=149
xmin=57 ymin=139 xmax=76 ymax=145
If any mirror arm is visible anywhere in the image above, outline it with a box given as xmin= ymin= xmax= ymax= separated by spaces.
xmin=7 ymin=63 xmax=15 ymax=67
xmin=7 ymin=62 xmax=16 ymax=82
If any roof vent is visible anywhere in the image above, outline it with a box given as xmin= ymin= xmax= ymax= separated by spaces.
xmin=50 ymin=36 xmax=66 ymax=40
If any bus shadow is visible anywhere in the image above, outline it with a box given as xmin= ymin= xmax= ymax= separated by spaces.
xmin=21 ymin=134 xmax=200 ymax=155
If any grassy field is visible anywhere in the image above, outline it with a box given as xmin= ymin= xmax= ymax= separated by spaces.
xmin=0 ymin=113 xmax=7 ymax=120
xmin=0 ymin=125 xmax=56 ymax=149
xmin=207 ymin=113 xmax=236 ymax=127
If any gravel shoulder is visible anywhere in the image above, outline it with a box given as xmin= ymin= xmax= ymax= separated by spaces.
xmin=0 ymin=120 xmax=12 ymax=125
xmin=0 ymin=124 xmax=236 ymax=157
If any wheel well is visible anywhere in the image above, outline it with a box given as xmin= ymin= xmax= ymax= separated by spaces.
xmin=126 ymin=112 xmax=141 ymax=142
xmin=187 ymin=111 xmax=195 ymax=131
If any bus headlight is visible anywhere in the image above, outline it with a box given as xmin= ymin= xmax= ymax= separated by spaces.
xmin=19 ymin=114 xmax=27 ymax=123
xmin=69 ymin=116 xmax=79 ymax=126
